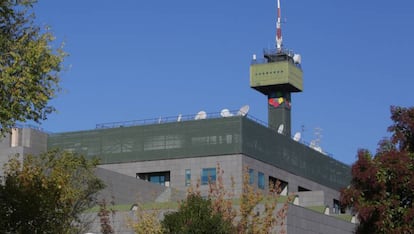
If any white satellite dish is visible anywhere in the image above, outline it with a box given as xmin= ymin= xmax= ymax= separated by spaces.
xmin=277 ymin=124 xmax=284 ymax=134
xmin=237 ymin=105 xmax=250 ymax=116
xmin=293 ymin=54 xmax=302 ymax=64
xmin=220 ymin=109 xmax=233 ymax=117
xmin=195 ymin=111 xmax=207 ymax=120
xmin=177 ymin=114 xmax=182 ymax=122
xmin=293 ymin=132 xmax=301 ymax=142
xmin=313 ymin=146 xmax=323 ymax=153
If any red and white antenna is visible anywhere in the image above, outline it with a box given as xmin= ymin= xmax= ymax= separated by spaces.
xmin=276 ymin=0 xmax=283 ymax=52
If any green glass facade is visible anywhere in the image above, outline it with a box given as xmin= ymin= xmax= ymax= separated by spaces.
xmin=48 ymin=116 xmax=351 ymax=191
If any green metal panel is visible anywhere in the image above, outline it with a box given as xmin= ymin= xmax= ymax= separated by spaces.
xmin=48 ymin=116 xmax=350 ymax=190
xmin=240 ymin=118 xmax=351 ymax=190
xmin=250 ymin=61 xmax=303 ymax=93
xmin=48 ymin=117 xmax=242 ymax=164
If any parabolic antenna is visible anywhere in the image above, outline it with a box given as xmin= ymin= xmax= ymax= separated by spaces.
xmin=293 ymin=132 xmax=301 ymax=142
xmin=293 ymin=54 xmax=302 ymax=64
xmin=220 ymin=109 xmax=233 ymax=117
xmin=237 ymin=105 xmax=250 ymax=116
xmin=195 ymin=111 xmax=207 ymax=120
xmin=277 ymin=124 xmax=284 ymax=134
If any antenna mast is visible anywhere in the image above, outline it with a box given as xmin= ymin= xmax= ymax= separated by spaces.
xmin=276 ymin=0 xmax=283 ymax=52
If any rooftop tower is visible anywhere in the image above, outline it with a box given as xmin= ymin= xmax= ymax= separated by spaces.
xmin=250 ymin=0 xmax=303 ymax=137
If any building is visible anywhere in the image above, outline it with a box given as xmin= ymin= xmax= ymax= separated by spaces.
xmin=48 ymin=112 xmax=351 ymax=211
xmin=0 ymin=127 xmax=47 ymax=176
xmin=0 ymin=1 xmax=358 ymax=232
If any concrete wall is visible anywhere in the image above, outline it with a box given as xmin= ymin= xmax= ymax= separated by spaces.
xmin=0 ymin=128 xmax=47 ymax=176
xmin=242 ymin=155 xmax=341 ymax=213
xmin=83 ymin=203 xmax=355 ymax=234
xmin=96 ymin=167 xmax=185 ymax=205
xmin=99 ymin=153 xmax=342 ymax=212
xmin=286 ymin=204 xmax=356 ymax=234
xmin=98 ymin=154 xmax=244 ymax=197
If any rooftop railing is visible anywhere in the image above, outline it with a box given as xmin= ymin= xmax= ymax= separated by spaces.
xmin=95 ymin=110 xmax=242 ymax=129
xmin=251 ymin=48 xmax=302 ymax=70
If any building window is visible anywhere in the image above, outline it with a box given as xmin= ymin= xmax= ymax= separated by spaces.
xmin=258 ymin=172 xmax=265 ymax=189
xmin=333 ymin=199 xmax=344 ymax=214
xmin=298 ymin=186 xmax=310 ymax=192
xmin=137 ymin=171 xmax=170 ymax=187
xmin=201 ymin=168 xmax=216 ymax=185
xmin=249 ymin=168 xmax=255 ymax=185
xmin=269 ymin=176 xmax=288 ymax=195
xmin=185 ymin=169 xmax=191 ymax=186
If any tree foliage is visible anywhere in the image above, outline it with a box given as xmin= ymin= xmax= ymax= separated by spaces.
xmin=162 ymin=194 xmax=235 ymax=234
xmin=131 ymin=163 xmax=292 ymax=234
xmin=340 ymin=106 xmax=414 ymax=233
xmin=0 ymin=0 xmax=65 ymax=135
xmin=0 ymin=149 xmax=105 ymax=233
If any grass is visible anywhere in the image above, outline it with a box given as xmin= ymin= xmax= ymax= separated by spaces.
xmin=307 ymin=206 xmax=327 ymax=214
xmin=336 ymin=214 xmax=353 ymax=222
xmin=87 ymin=195 xmax=292 ymax=213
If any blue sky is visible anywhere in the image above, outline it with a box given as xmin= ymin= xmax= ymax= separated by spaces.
xmin=34 ymin=1 xmax=414 ymax=165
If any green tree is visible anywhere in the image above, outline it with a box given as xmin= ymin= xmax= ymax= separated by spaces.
xmin=0 ymin=149 xmax=105 ymax=233
xmin=340 ymin=106 xmax=414 ymax=233
xmin=0 ymin=0 xmax=65 ymax=135
xmin=161 ymin=194 xmax=235 ymax=234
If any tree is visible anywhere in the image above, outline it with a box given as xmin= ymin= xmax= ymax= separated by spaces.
xmin=340 ymin=106 xmax=414 ymax=233
xmin=161 ymin=194 xmax=235 ymax=234
xmin=0 ymin=0 xmax=65 ymax=135
xmin=0 ymin=149 xmax=105 ymax=233
xmin=131 ymin=163 xmax=293 ymax=234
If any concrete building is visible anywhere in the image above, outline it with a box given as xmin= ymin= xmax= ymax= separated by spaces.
xmin=0 ymin=1 xmax=357 ymax=232
xmin=0 ymin=114 xmax=356 ymax=233
xmin=46 ymin=110 xmax=355 ymax=233
xmin=48 ymin=113 xmax=350 ymax=211
xmin=0 ymin=126 xmax=47 ymax=176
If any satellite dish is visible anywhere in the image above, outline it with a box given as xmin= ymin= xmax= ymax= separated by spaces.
xmin=220 ymin=109 xmax=233 ymax=117
xmin=177 ymin=114 xmax=182 ymax=122
xmin=293 ymin=54 xmax=302 ymax=64
xmin=277 ymin=124 xmax=284 ymax=134
xmin=293 ymin=132 xmax=301 ymax=142
xmin=313 ymin=146 xmax=323 ymax=153
xmin=237 ymin=105 xmax=250 ymax=116
xmin=195 ymin=111 xmax=207 ymax=120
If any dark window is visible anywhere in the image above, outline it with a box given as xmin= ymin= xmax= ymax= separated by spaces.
xmin=298 ymin=186 xmax=311 ymax=192
xmin=137 ymin=171 xmax=170 ymax=187
xmin=269 ymin=176 xmax=288 ymax=195
xmin=333 ymin=199 xmax=345 ymax=214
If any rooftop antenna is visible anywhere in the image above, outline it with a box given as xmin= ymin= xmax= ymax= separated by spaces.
xmin=220 ymin=109 xmax=233 ymax=117
xmin=277 ymin=124 xmax=284 ymax=134
xmin=195 ymin=110 xmax=207 ymax=120
xmin=276 ymin=0 xmax=283 ymax=52
xmin=237 ymin=105 xmax=250 ymax=116
xmin=309 ymin=127 xmax=323 ymax=152
xmin=293 ymin=132 xmax=301 ymax=142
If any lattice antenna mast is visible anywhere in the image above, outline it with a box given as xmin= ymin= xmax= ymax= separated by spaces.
xmin=276 ymin=0 xmax=283 ymax=52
